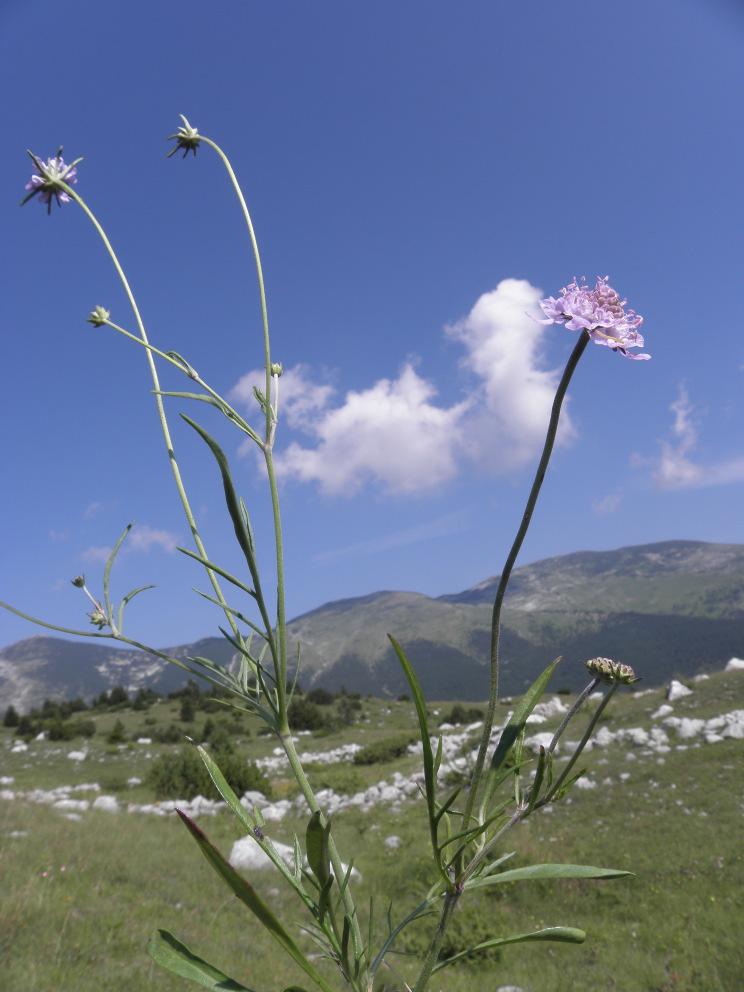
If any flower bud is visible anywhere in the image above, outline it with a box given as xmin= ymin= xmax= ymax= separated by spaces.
xmin=270 ymin=362 xmax=283 ymax=377
xmin=585 ymin=657 xmax=638 ymax=685
xmin=88 ymin=607 xmax=108 ymax=630
xmin=87 ymin=306 xmax=110 ymax=327
xmin=71 ymin=575 xmax=86 ymax=588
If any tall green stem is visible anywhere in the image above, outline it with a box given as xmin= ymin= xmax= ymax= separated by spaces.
xmin=412 ymin=891 xmax=458 ymax=992
xmin=461 ymin=329 xmax=590 ymax=834
xmin=63 ymin=185 xmax=241 ymax=642
xmin=201 ymin=136 xmax=365 ymax=981
xmin=198 ymin=136 xmax=287 ymax=693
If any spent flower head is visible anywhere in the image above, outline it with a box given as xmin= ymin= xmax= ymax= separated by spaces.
xmin=586 ymin=656 xmax=639 ymax=685
xmin=167 ymin=115 xmax=201 ymax=158
xmin=23 ymin=148 xmax=81 ymax=214
xmin=71 ymin=575 xmax=86 ymax=589
xmin=87 ymin=306 xmax=111 ymax=327
xmin=539 ymin=276 xmax=649 ymax=360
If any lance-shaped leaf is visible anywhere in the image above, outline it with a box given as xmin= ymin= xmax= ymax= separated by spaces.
xmin=481 ymin=656 xmax=560 ymax=811
xmin=387 ymin=635 xmax=444 ymax=878
xmin=180 ymin=417 xmax=259 ymax=585
xmin=176 ymin=810 xmax=336 ymax=992
xmin=432 ymin=926 xmax=586 ymax=972
xmin=103 ymin=524 xmax=132 ymax=620
xmin=306 ymin=811 xmax=332 ymax=887
xmin=463 ymin=862 xmax=633 ymax=892
xmin=116 ymin=583 xmax=155 ymax=632
xmin=147 ymin=929 xmax=255 ymax=990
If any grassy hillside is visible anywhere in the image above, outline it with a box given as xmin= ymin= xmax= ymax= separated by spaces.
xmin=1 ymin=668 xmax=743 ymax=991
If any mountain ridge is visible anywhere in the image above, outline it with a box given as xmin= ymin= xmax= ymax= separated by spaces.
xmin=3 ymin=539 xmax=744 ymax=708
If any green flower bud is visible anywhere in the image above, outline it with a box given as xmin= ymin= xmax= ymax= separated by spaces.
xmin=270 ymin=362 xmax=283 ymax=377
xmin=585 ymin=657 xmax=639 ymax=685
xmin=87 ymin=306 xmax=110 ymax=327
xmin=71 ymin=575 xmax=86 ymax=588
xmin=88 ymin=607 xmax=108 ymax=630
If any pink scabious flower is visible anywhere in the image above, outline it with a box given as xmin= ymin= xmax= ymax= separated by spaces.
xmin=22 ymin=149 xmax=79 ymax=214
xmin=539 ymin=276 xmax=649 ymax=360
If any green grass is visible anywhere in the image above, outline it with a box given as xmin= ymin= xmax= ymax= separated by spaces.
xmin=1 ymin=674 xmax=743 ymax=991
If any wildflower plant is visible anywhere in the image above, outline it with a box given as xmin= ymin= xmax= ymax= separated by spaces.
xmin=2 ymin=117 xmax=650 ymax=992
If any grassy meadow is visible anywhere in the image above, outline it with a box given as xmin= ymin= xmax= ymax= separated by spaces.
xmin=1 ymin=673 xmax=743 ymax=992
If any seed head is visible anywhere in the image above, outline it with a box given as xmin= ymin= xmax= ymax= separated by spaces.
xmin=167 ymin=115 xmax=201 ymax=158
xmin=585 ymin=657 xmax=639 ymax=685
xmin=87 ymin=306 xmax=110 ymax=327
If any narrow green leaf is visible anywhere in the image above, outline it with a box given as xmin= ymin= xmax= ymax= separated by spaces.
xmin=387 ymin=636 xmax=438 ymax=845
xmin=178 ymin=546 xmax=256 ymax=598
xmin=483 ymin=658 xmax=561 ymax=807
xmin=103 ymin=524 xmax=132 ymax=620
xmin=116 ymin=583 xmax=155 ymax=632
xmin=176 ymin=811 xmax=336 ymax=992
xmin=306 ymin=811 xmax=332 ymax=887
xmin=464 ymin=862 xmax=633 ymax=892
xmin=526 ymin=745 xmax=547 ymax=813
xmin=147 ymin=929 xmax=255 ymax=990
xmin=432 ymin=926 xmax=586 ymax=972
xmin=433 ymin=735 xmax=443 ymax=776
xmin=180 ymin=416 xmax=259 ymax=580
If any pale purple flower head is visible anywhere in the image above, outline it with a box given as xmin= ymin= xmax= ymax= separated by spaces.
xmin=539 ymin=276 xmax=649 ymax=360
xmin=23 ymin=150 xmax=79 ymax=214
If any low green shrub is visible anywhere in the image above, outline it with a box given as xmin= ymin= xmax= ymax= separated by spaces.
xmin=147 ymin=743 xmax=270 ymax=801
xmin=353 ymin=735 xmax=416 ymax=765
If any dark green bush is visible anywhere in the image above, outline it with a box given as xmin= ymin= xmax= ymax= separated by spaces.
xmin=288 ymin=697 xmax=330 ymax=732
xmin=153 ymin=723 xmax=184 ymax=744
xmin=306 ymin=687 xmax=335 ymax=706
xmin=147 ymin=743 xmax=270 ymax=801
xmin=107 ymin=719 xmax=127 ymax=744
xmin=441 ymin=704 xmax=484 ymax=725
xmin=353 ymin=735 xmax=416 ymax=765
xmin=3 ymin=705 xmax=19 ymax=727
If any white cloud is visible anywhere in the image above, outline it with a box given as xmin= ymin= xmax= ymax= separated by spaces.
xmin=277 ymin=364 xmax=468 ymax=495
xmin=229 ymin=279 xmax=576 ymax=496
xmin=127 ymin=525 xmax=179 ymax=554
xmin=652 ymin=384 xmax=744 ymax=490
xmin=446 ymin=278 xmax=575 ymax=470
xmin=84 ymin=501 xmax=103 ymax=519
xmin=81 ymin=524 xmax=179 ymax=563
xmin=593 ymin=492 xmax=623 ymax=516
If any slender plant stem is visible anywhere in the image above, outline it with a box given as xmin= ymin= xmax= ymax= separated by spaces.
xmin=412 ymin=890 xmax=459 ymax=992
xmin=61 ymin=183 xmax=241 ymax=642
xmin=546 ymin=677 xmax=599 ymax=755
xmin=542 ymin=682 xmax=618 ymax=804
xmin=200 ymin=136 xmax=365 ymax=979
xmin=198 ymin=136 xmax=288 ymax=697
xmin=102 ymin=319 xmax=263 ymax=445
xmin=461 ymin=330 xmax=591 ymax=836
xmin=282 ymin=733 xmax=366 ymax=980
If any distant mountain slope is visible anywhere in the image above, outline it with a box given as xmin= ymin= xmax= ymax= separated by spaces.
xmin=2 ymin=540 xmax=744 ymax=709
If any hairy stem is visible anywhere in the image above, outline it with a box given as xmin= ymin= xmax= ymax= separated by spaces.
xmin=412 ymin=890 xmax=459 ymax=992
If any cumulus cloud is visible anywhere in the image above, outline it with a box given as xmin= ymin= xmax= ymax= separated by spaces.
xmin=229 ymin=279 xmax=575 ymax=496
xmin=81 ymin=524 xmax=179 ymax=563
xmin=651 ymin=385 xmax=744 ymax=490
xmin=446 ymin=278 xmax=575 ymax=469
xmin=278 ymin=364 xmax=468 ymax=495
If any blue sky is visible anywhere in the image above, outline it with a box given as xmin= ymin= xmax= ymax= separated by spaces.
xmin=2 ymin=0 xmax=744 ymax=649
